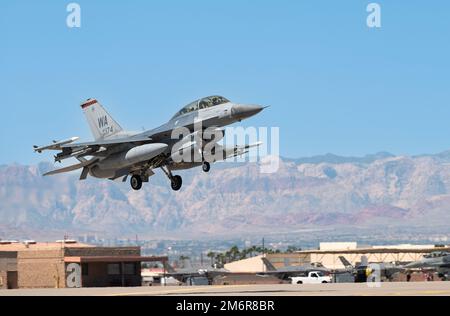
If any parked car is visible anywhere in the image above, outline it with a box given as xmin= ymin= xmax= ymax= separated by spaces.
xmin=290 ymin=271 xmax=332 ymax=284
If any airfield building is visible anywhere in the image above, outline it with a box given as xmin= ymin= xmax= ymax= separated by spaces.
xmin=0 ymin=241 xmax=167 ymax=289
xmin=224 ymin=242 xmax=450 ymax=273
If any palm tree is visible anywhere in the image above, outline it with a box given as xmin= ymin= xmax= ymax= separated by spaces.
xmin=207 ymin=251 xmax=216 ymax=267
xmin=224 ymin=251 xmax=232 ymax=263
xmin=229 ymin=245 xmax=240 ymax=261
xmin=216 ymin=253 xmax=225 ymax=267
xmin=240 ymin=248 xmax=250 ymax=260
xmin=248 ymin=245 xmax=258 ymax=257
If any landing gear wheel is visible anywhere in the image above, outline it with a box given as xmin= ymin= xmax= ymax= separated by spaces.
xmin=171 ymin=175 xmax=182 ymax=191
xmin=130 ymin=175 xmax=143 ymax=191
xmin=202 ymin=162 xmax=211 ymax=173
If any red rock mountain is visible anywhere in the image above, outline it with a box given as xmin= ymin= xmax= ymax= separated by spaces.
xmin=1 ymin=151 xmax=450 ymax=238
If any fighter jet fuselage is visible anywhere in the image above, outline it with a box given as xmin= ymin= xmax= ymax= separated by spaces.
xmin=35 ymin=95 xmax=265 ymax=191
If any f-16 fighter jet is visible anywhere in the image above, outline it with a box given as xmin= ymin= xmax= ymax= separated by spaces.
xmin=34 ymin=96 xmax=265 ymax=191
xmin=404 ymin=251 xmax=450 ymax=280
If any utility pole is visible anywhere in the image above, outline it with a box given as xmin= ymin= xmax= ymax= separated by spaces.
xmin=262 ymin=237 xmax=265 ymax=273
xmin=262 ymin=237 xmax=265 ymax=256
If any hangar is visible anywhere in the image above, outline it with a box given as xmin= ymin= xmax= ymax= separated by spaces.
xmin=224 ymin=242 xmax=450 ymax=273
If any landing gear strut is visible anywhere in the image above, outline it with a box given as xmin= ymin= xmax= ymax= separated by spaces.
xmin=161 ymin=166 xmax=182 ymax=191
xmin=130 ymin=175 xmax=143 ymax=191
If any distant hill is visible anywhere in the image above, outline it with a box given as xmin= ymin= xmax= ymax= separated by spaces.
xmin=283 ymin=151 xmax=395 ymax=165
xmin=1 ymin=151 xmax=450 ymax=239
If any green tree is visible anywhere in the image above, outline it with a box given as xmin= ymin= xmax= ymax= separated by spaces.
xmin=229 ymin=245 xmax=240 ymax=261
xmin=216 ymin=253 xmax=225 ymax=268
xmin=207 ymin=251 xmax=216 ymax=267
xmin=286 ymin=246 xmax=300 ymax=253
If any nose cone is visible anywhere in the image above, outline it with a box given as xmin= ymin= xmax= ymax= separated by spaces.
xmin=232 ymin=104 xmax=265 ymax=120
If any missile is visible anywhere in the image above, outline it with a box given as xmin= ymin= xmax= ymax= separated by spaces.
xmin=54 ymin=146 xmax=98 ymax=162
xmin=33 ymin=137 xmax=79 ymax=153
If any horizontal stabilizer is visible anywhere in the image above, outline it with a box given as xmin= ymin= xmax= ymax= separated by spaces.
xmin=43 ymin=158 xmax=98 ymax=176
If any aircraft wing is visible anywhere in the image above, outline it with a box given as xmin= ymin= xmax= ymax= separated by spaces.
xmin=60 ymin=135 xmax=153 ymax=149
xmin=34 ymin=133 xmax=155 ymax=163
xmin=49 ymin=135 xmax=155 ymax=162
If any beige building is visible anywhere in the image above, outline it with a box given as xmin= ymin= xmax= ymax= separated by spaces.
xmin=0 ymin=251 xmax=17 ymax=289
xmin=224 ymin=242 xmax=450 ymax=273
xmin=225 ymin=255 xmax=267 ymax=273
xmin=299 ymin=247 xmax=442 ymax=270
xmin=0 ymin=241 xmax=167 ymax=289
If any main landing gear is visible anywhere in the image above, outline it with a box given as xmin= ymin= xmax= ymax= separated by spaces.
xmin=130 ymin=171 xmax=182 ymax=191
xmin=202 ymin=161 xmax=210 ymax=173
xmin=130 ymin=175 xmax=143 ymax=191
xmin=171 ymin=175 xmax=182 ymax=191
xmin=161 ymin=166 xmax=183 ymax=191
xmin=130 ymin=171 xmax=150 ymax=191
xmin=129 ymin=162 xmax=211 ymax=191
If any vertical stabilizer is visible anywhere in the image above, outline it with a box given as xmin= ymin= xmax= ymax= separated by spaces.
xmin=261 ymin=257 xmax=277 ymax=271
xmin=80 ymin=98 xmax=123 ymax=140
xmin=339 ymin=256 xmax=353 ymax=269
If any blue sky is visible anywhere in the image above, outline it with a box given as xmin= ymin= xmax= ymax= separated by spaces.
xmin=1 ymin=0 xmax=450 ymax=165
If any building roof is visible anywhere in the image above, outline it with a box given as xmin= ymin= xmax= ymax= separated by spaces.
xmin=297 ymin=246 xmax=450 ymax=255
xmin=0 ymin=242 xmax=93 ymax=251
xmin=64 ymin=256 xmax=168 ymax=263
xmin=224 ymin=255 xmax=267 ymax=273
xmin=319 ymin=242 xmax=358 ymax=251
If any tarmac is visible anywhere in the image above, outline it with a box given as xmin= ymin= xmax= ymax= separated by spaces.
xmin=1 ymin=282 xmax=450 ymax=296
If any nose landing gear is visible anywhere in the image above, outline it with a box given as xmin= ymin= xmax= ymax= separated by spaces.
xmin=161 ymin=166 xmax=183 ymax=191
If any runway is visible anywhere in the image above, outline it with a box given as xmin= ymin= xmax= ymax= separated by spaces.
xmin=1 ymin=282 xmax=449 ymax=296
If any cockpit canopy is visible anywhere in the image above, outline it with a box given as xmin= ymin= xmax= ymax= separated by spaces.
xmin=172 ymin=96 xmax=230 ymax=120
xmin=424 ymin=251 xmax=450 ymax=259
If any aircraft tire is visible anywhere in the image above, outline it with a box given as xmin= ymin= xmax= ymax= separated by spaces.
xmin=171 ymin=175 xmax=182 ymax=191
xmin=202 ymin=162 xmax=211 ymax=173
xmin=130 ymin=175 xmax=143 ymax=190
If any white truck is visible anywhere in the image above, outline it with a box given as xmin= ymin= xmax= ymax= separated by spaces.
xmin=290 ymin=271 xmax=332 ymax=284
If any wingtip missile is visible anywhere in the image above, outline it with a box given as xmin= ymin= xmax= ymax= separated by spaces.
xmin=64 ymin=136 xmax=80 ymax=144
xmin=33 ymin=136 xmax=80 ymax=153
